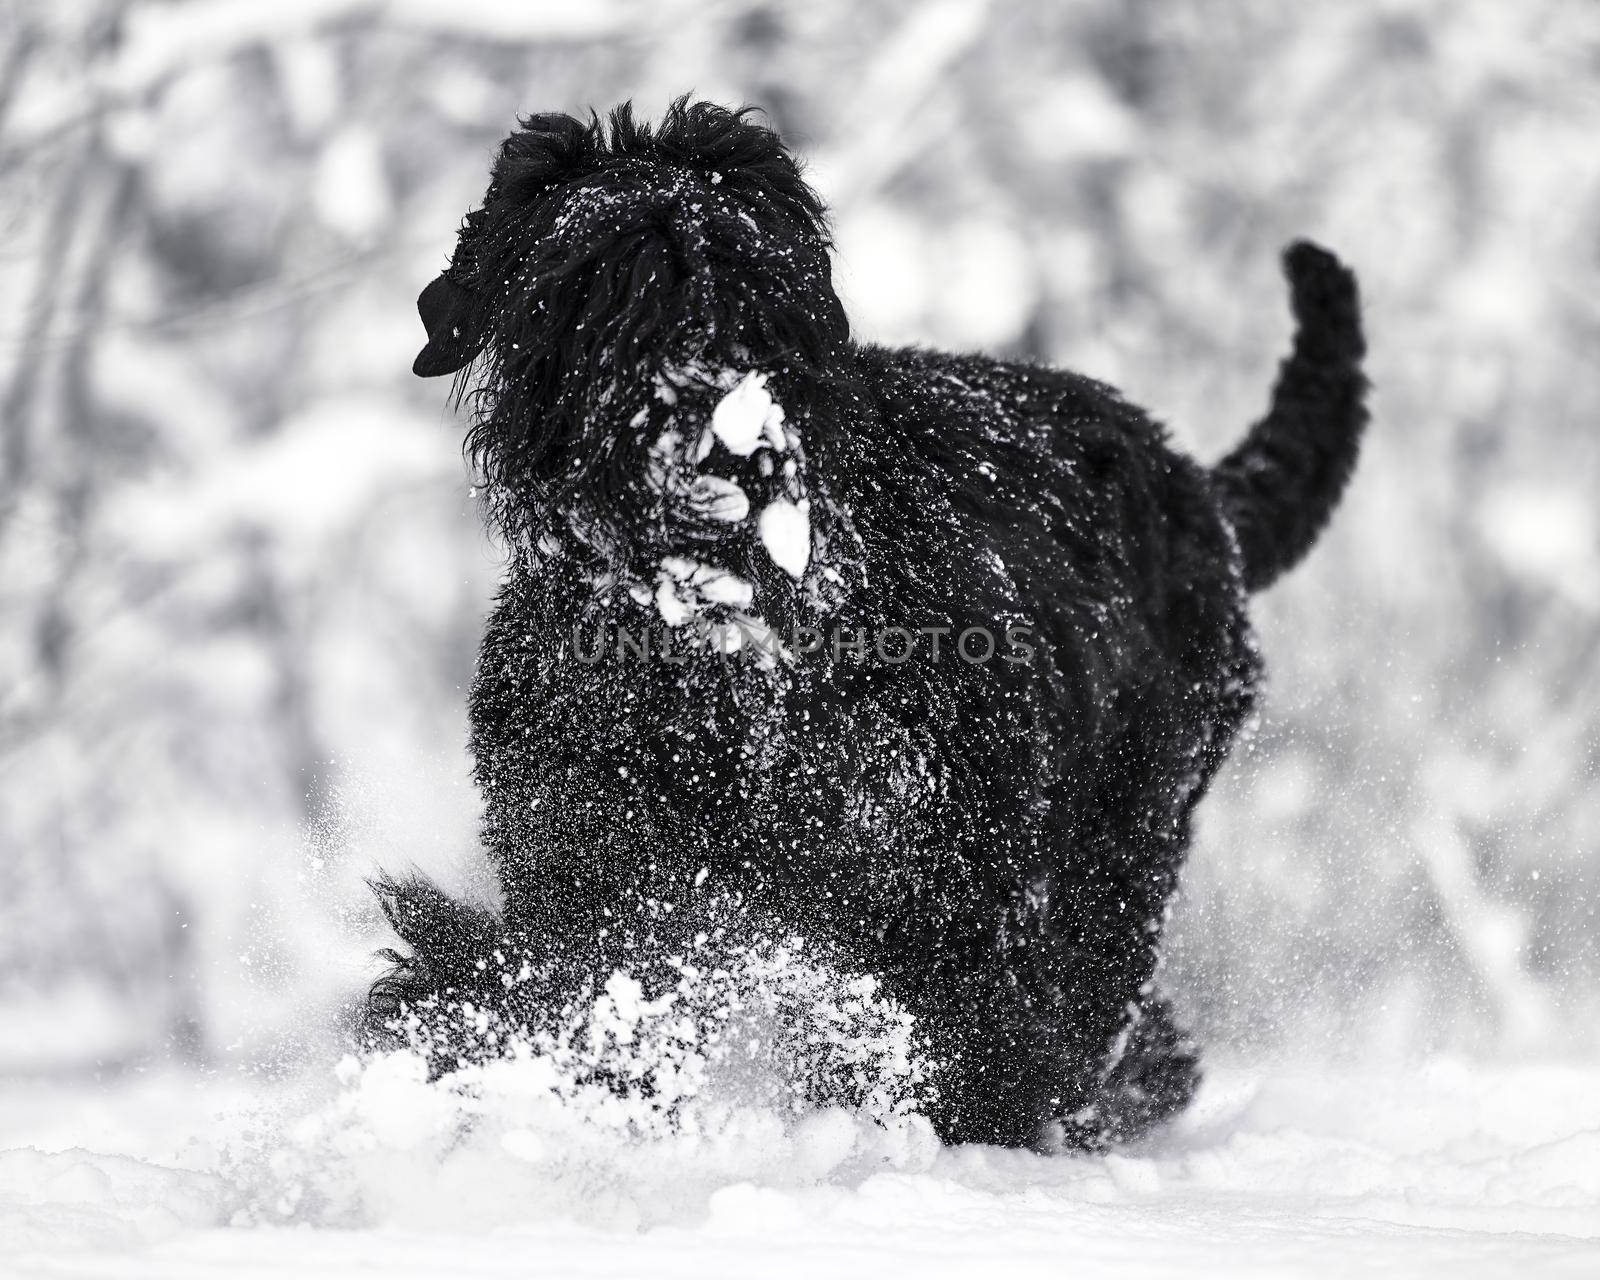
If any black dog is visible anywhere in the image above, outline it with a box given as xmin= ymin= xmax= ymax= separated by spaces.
xmin=370 ymin=98 xmax=1366 ymax=1150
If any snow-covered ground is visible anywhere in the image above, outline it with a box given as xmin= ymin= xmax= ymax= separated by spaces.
xmin=4 ymin=1055 xmax=1597 ymax=1278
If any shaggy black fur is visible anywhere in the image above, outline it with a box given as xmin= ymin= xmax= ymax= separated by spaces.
xmin=371 ymin=98 xmax=1368 ymax=1149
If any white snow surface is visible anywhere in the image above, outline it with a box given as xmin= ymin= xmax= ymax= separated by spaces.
xmin=653 ymin=557 xmax=757 ymax=627
xmin=710 ymin=372 xmax=786 ymax=457
xmin=758 ymin=498 xmax=813 ymax=580
xmin=2 ymin=1056 xmax=1597 ymax=1277
xmin=686 ymin=474 xmax=750 ymax=523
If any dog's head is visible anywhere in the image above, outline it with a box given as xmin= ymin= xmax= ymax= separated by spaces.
xmin=416 ymin=98 xmax=861 ymax=645
xmin=417 ymin=102 xmax=844 ymax=515
xmin=415 ymin=99 xmax=843 ymax=380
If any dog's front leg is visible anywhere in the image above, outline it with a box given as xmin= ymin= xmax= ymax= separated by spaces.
xmin=895 ymin=956 xmax=1096 ymax=1150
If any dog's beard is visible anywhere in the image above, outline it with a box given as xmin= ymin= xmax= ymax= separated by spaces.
xmin=503 ymin=352 xmax=861 ymax=667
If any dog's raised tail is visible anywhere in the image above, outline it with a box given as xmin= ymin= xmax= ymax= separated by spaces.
xmin=1212 ymin=241 xmax=1368 ymax=593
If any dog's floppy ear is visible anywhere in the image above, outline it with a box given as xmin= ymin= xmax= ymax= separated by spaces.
xmin=413 ymin=273 xmax=484 ymax=378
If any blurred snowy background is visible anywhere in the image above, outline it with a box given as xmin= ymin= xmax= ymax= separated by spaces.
xmin=2 ymin=0 xmax=1597 ymax=1081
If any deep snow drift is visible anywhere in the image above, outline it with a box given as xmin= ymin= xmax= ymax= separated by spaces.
xmin=2 ymin=1009 xmax=1597 ymax=1277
